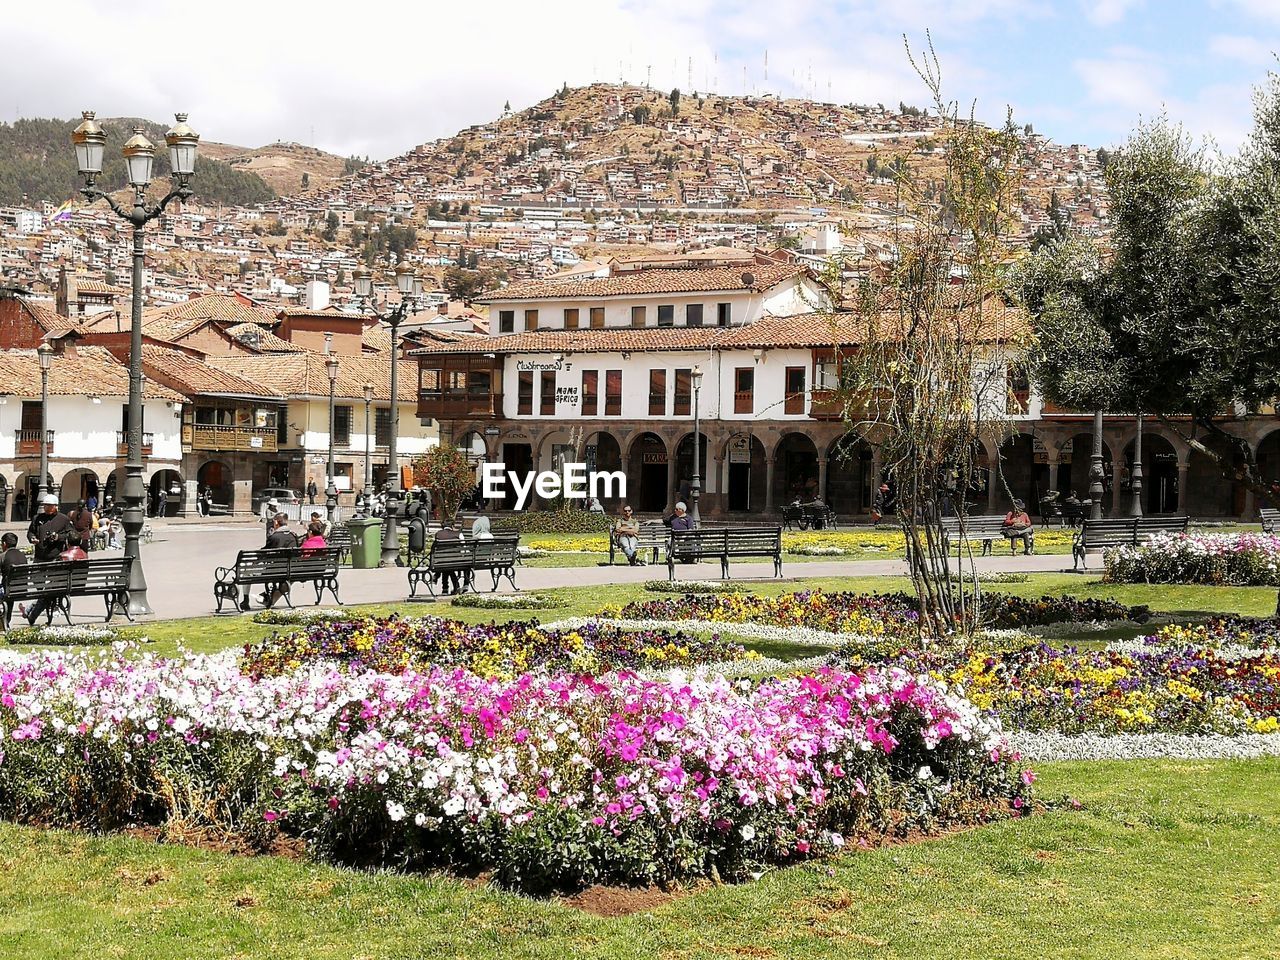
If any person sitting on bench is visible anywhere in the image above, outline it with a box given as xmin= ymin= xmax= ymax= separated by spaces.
xmin=1002 ymin=500 xmax=1035 ymax=555
xmin=613 ymin=504 xmax=641 ymax=565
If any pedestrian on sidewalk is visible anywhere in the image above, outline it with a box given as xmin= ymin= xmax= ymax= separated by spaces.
xmin=307 ymin=478 xmax=318 ymax=505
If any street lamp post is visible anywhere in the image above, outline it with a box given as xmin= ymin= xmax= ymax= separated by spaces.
xmin=354 ymin=263 xmax=419 ymax=565
xmin=1130 ymin=412 xmax=1144 ymax=518
xmin=325 ymin=345 xmax=340 ymax=523
xmin=363 ymin=381 xmax=374 ymax=511
xmin=37 ymin=343 xmax=54 ymax=503
xmin=1089 ymin=409 xmax=1106 ymax=521
xmin=690 ymin=365 xmax=703 ymax=526
xmin=72 ymin=111 xmax=199 ymax=616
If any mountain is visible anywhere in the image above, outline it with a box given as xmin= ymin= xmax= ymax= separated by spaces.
xmin=0 ymin=117 xmax=277 ymax=207
xmin=198 ymin=140 xmax=351 ymax=196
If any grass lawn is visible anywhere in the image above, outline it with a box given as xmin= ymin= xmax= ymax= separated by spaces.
xmin=0 ymin=758 xmax=1275 ymax=959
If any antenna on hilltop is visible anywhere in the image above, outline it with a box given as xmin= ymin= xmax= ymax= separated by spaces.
xmin=764 ymin=49 xmax=768 ymax=83
xmin=646 ymin=64 xmax=651 ymax=89
xmin=688 ymin=56 xmax=692 ymax=91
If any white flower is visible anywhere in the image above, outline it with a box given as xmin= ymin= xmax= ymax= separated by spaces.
xmin=386 ymin=801 xmax=405 ymax=822
xmin=740 ymin=824 xmax=756 ymax=841
xmin=917 ymin=765 xmax=933 ymax=780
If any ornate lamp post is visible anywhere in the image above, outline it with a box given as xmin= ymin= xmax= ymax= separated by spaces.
xmin=37 ymin=343 xmax=54 ymax=502
xmin=1089 ymin=409 xmax=1106 ymax=520
xmin=363 ymin=381 xmax=375 ymax=502
xmin=1130 ymin=412 xmax=1144 ymax=517
xmin=354 ymin=263 xmax=419 ymax=565
xmin=72 ymin=111 xmax=198 ymax=615
xmin=690 ymin=365 xmax=703 ymax=526
xmin=325 ymin=347 xmax=340 ymax=522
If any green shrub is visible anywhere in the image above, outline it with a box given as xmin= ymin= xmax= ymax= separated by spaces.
xmin=492 ymin=511 xmax=613 ymax=534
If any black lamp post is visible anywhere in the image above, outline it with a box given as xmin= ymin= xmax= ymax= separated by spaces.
xmin=72 ymin=111 xmax=199 ymax=616
xmin=1089 ymin=409 xmax=1106 ymax=521
xmin=354 ymin=263 xmax=419 ymax=566
xmin=1130 ymin=412 xmax=1144 ymax=517
xmin=37 ymin=343 xmax=53 ymax=503
xmin=363 ymin=381 xmax=374 ymax=509
xmin=324 ymin=343 xmax=340 ymax=522
xmin=690 ymin=365 xmax=703 ymax=526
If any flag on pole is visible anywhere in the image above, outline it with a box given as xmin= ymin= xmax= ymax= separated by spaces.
xmin=50 ymin=200 xmax=75 ymax=222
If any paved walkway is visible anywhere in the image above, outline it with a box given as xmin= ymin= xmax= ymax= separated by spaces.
xmin=16 ymin=522 xmax=1081 ymax=625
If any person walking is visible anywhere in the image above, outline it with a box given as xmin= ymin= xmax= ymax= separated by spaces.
xmin=613 ymin=504 xmax=641 ymax=565
xmin=156 ymin=486 xmax=168 ymax=518
xmin=202 ymin=485 xmax=213 ymax=516
xmin=27 ymin=494 xmax=72 ymax=562
xmin=307 ymin=478 xmax=318 ymax=506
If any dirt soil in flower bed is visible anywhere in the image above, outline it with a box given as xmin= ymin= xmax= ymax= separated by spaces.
xmin=121 ymin=824 xmax=308 ymax=860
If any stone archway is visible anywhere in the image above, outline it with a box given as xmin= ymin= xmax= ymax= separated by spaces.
xmin=826 ymin=434 xmax=874 ymax=517
xmin=721 ymin=433 xmax=766 ymax=514
xmin=1123 ymin=431 xmax=1180 ymax=514
xmin=773 ymin=432 xmax=820 ymax=507
xmin=1058 ymin=432 xmax=1114 ymax=505
xmin=627 ymin=432 xmax=669 ymax=513
xmin=197 ymin=460 xmax=234 ymax=515
xmin=994 ymin=433 xmax=1045 ymax=514
xmin=583 ymin=431 xmax=624 ymax=508
xmin=1187 ymin=434 xmax=1246 ymax=517
xmin=59 ymin=467 xmax=101 ymax=510
xmin=148 ymin=468 xmax=184 ymax=517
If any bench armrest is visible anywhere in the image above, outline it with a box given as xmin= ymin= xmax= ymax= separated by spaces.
xmin=214 ymin=566 xmax=235 ymax=583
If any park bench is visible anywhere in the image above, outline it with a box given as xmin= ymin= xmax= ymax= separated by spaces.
xmin=328 ymin=524 xmax=353 ymax=563
xmin=1072 ymin=516 xmax=1189 ymax=570
xmin=2 ymin=556 xmax=134 ymax=628
xmin=781 ymin=500 xmax=838 ymax=531
xmin=609 ymin=519 xmax=669 ymax=565
xmin=213 ymin=547 xmax=343 ymax=612
xmin=1260 ymin=507 xmax=1280 ymax=534
xmin=940 ymin=515 xmax=1033 ymax=556
xmin=667 ymin=526 xmax=783 ymax=580
xmin=407 ymin=533 xmax=522 ymax=598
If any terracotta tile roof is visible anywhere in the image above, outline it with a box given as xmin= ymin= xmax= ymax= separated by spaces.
xmin=5 ymin=296 xmax=83 ymax=336
xmin=209 ymin=351 xmax=414 ymax=402
xmin=73 ymin=278 xmax=128 ymax=296
xmin=361 ymin=323 xmax=393 ymax=353
xmin=140 ymin=344 xmax=283 ymax=399
xmin=0 ymin=346 xmax=186 ymax=401
xmin=141 ymin=293 xmax=277 ymax=340
xmin=474 ymin=264 xmax=807 ymax=302
xmin=223 ymin=322 xmax=307 ymax=353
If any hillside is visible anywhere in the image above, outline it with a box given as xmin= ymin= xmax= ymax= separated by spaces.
xmin=0 ymin=117 xmax=277 ymax=207
xmin=199 ymin=140 xmax=351 ymax=195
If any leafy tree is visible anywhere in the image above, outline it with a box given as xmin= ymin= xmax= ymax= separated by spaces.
xmin=410 ymin=444 xmax=476 ymax=524
xmin=866 ymin=155 xmax=878 ymax=175
xmin=669 ymin=88 xmax=681 ymax=116
xmin=504 ymin=100 xmax=511 ymax=113
xmin=342 ymin=155 xmax=368 ymax=176
xmin=631 ymin=105 xmax=650 ymax=125
xmin=322 ymin=210 xmax=339 ymax=242
xmin=1029 ymin=188 xmax=1070 ymax=252
xmin=1096 ymin=146 xmax=1111 ymax=172
xmin=442 ymin=264 xmax=505 ymax=301
xmin=301 ymin=172 xmax=310 ymax=190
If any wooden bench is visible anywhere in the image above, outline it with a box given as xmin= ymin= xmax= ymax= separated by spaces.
xmin=1260 ymin=507 xmax=1280 ymax=534
xmin=2 ymin=556 xmax=135 ymax=628
xmin=940 ymin=515 xmax=1033 ymax=556
xmin=407 ymin=533 xmax=521 ymax=598
xmin=667 ymin=526 xmax=783 ymax=580
xmin=213 ymin=547 xmax=342 ymax=612
xmin=609 ymin=519 xmax=668 ymax=565
xmin=1072 ymin=516 xmax=1189 ymax=570
xmin=781 ymin=500 xmax=838 ymax=531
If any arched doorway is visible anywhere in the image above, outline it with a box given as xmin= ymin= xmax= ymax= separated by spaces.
xmin=1058 ymin=433 xmax=1113 ymax=505
xmin=197 ymin=460 xmax=233 ymax=515
xmin=673 ymin=432 xmax=709 ymax=508
xmin=724 ymin=433 xmax=766 ymax=513
xmin=774 ymin=433 xmax=819 ymax=505
xmin=1187 ymin=435 xmax=1245 ymax=517
xmin=1123 ymin=432 xmax=1179 ymax=514
xmin=456 ymin=430 xmax=488 ymax=464
xmin=1257 ymin=429 xmax=1280 ymax=508
xmin=627 ymin=433 xmax=668 ymax=513
xmin=826 ymin=435 xmax=874 ymax=516
xmin=59 ymin=468 xmax=100 ymax=509
xmin=584 ymin=431 xmax=623 ymax=507
xmin=148 ymin=469 xmax=183 ymax=517
xmin=995 ymin=433 xmax=1044 ymax=513
xmin=0 ymin=475 xmax=8 ymax=523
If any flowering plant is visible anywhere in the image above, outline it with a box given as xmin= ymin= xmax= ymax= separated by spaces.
xmin=1105 ymin=532 xmax=1280 ymax=585
xmin=449 ymin=593 xmax=567 ymax=610
xmin=2 ymin=624 xmax=143 ymax=646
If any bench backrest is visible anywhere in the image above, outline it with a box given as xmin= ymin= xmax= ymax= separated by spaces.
xmin=2 ymin=561 xmax=76 ymax=596
xmin=940 ymin=515 xmax=1007 ymax=537
xmin=429 ymin=538 xmax=476 ymax=568
xmin=672 ymin=526 xmax=781 ymax=554
xmin=75 ymin=557 xmax=133 ymax=592
xmin=328 ymin=526 xmax=353 ymax=546
xmin=235 ymin=547 xmax=339 ymax=578
xmin=473 ymin=535 xmax=519 ymax=565
xmin=1260 ymin=507 xmax=1280 ymax=521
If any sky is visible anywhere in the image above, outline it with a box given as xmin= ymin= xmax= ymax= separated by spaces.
xmin=3 ymin=0 xmax=1276 ymax=160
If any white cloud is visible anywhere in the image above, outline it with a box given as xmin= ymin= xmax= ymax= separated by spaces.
xmin=1209 ymin=33 xmax=1280 ymax=64
xmin=1074 ymin=53 xmax=1167 ymax=111
xmin=1217 ymin=0 xmax=1280 ymax=20
xmin=1084 ymin=0 xmax=1143 ymax=25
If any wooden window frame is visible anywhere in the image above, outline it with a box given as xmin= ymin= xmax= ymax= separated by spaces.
xmin=784 ymin=365 xmax=805 ymax=415
xmin=524 ymin=309 xmax=539 ymax=332
xmin=673 ymin=368 xmax=692 ymax=416
xmin=686 ymin=303 xmax=703 ymax=327
xmin=517 ymin=371 xmax=533 ymax=415
xmin=648 ymin=369 xmax=666 ymax=416
xmin=498 ymin=310 xmax=514 ymax=333
xmin=630 ymin=305 xmax=646 ymax=327
xmin=581 ymin=370 xmax=598 ymax=416
xmin=590 ymin=306 xmax=605 ymax=329
xmin=604 ymin=369 xmax=622 ymax=416
xmin=563 ymin=307 xmax=579 ymax=329
xmin=734 ymin=366 xmax=754 ymax=414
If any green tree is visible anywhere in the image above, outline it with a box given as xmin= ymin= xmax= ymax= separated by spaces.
xmin=322 ymin=210 xmax=339 ymax=242
xmin=669 ymin=88 xmax=681 ymax=116
xmin=631 ymin=105 xmax=650 ymax=125
xmin=411 ymin=444 xmax=476 ymax=524
xmin=301 ymin=172 xmax=310 ymax=190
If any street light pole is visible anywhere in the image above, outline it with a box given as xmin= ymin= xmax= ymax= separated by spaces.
xmin=37 ymin=343 xmax=53 ymax=503
xmin=73 ymin=112 xmax=199 ymax=616
xmin=1130 ymin=412 xmax=1144 ymax=518
xmin=353 ymin=263 xmax=418 ymax=566
xmin=363 ymin=381 xmax=374 ymax=508
xmin=690 ymin=365 xmax=703 ymax=526
xmin=1089 ymin=409 xmax=1106 ymax=521
xmin=324 ymin=341 xmax=339 ymax=523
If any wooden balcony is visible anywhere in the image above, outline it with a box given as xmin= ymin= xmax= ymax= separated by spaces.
xmin=189 ymin=423 xmax=279 ymax=452
xmin=14 ymin=429 xmax=51 ymax=457
xmin=784 ymin=391 xmax=805 ymax=415
xmin=734 ymin=391 xmax=754 ymax=415
xmin=116 ymin=431 xmax=154 ymax=456
xmin=417 ymin=390 xmax=503 ymax=420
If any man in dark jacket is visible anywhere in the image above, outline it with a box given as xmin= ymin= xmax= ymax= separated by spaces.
xmin=27 ymin=494 xmax=73 ymax=562
xmin=431 ymin=523 xmax=463 ymax=594
xmin=69 ymin=499 xmax=94 ymax=553
xmin=306 ymin=479 xmax=318 ymax=505
xmin=0 ymin=532 xmax=26 ymax=609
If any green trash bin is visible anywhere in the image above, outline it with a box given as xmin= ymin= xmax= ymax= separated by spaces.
xmin=346 ymin=517 xmax=383 ymax=569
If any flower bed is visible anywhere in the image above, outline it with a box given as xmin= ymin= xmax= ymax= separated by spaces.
xmin=0 ymin=647 xmax=1031 ymax=890
xmin=450 ymin=593 xmax=567 ymax=610
xmin=241 ymin=615 xmax=750 ymax=678
xmin=1104 ymin=532 xmax=1280 ymax=585
xmin=252 ymin=608 xmax=350 ymax=626
xmin=604 ymin=590 xmax=1147 ymax=635
xmin=643 ymin=579 xmax=746 ymax=594
xmin=2 ymin=624 xmax=144 ymax=646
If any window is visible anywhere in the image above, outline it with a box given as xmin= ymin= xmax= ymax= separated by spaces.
xmin=590 ymin=306 xmax=605 ymax=328
xmin=604 ymin=370 xmax=622 ymax=416
xmin=540 ymin=372 xmax=556 ymax=415
xmin=524 ymin=309 xmax=539 ymax=332
xmin=375 ymin=407 xmax=392 ymax=446
xmin=120 ymin=404 xmax=145 ymax=431
xmin=630 ymin=305 xmax=646 ymax=327
xmin=734 ymin=367 xmax=754 ymax=414
xmin=333 ymin=405 xmax=352 ymax=445
xmin=813 ymin=353 xmax=839 ymax=390
xmin=517 ymin=371 xmax=533 ymax=415
xmin=717 ymin=302 xmax=732 ymax=326
xmin=686 ymin=303 xmax=703 ymax=327
xmin=648 ymin=369 xmax=666 ymax=415
xmin=21 ymin=401 xmax=41 ymax=432
xmin=498 ymin=309 xmax=514 ymax=333
xmin=657 ymin=304 xmax=674 ymax=327
xmin=784 ymin=366 xmax=806 ymax=415
xmin=276 ymin=405 xmax=289 ymax=445
xmin=582 ymin=370 xmax=598 ymax=416
xmin=673 ymin=368 xmax=692 ymax=416
xmin=563 ymin=307 xmax=579 ymax=329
